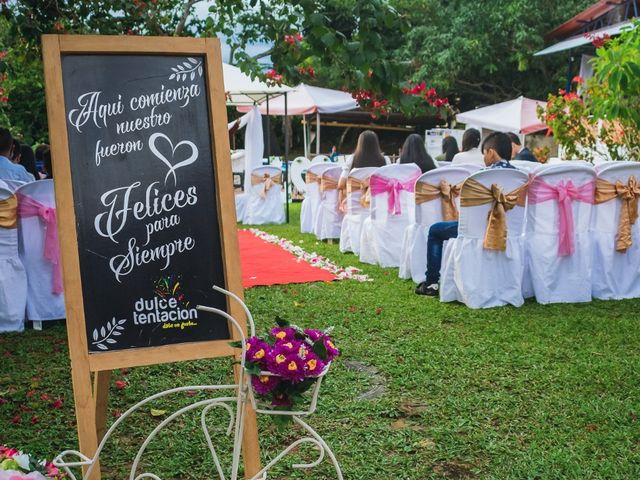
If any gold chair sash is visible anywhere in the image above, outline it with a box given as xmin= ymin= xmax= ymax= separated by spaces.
xmin=320 ymin=176 xmax=339 ymax=193
xmin=347 ymin=177 xmax=371 ymax=208
xmin=415 ymin=180 xmax=462 ymax=221
xmin=460 ymin=178 xmax=528 ymax=251
xmin=305 ymin=171 xmax=321 ymax=184
xmin=595 ymin=175 xmax=640 ymax=252
xmin=0 ymin=194 xmax=17 ymax=229
xmin=251 ymin=172 xmax=282 ymax=199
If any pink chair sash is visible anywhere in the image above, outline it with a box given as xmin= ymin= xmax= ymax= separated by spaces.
xmin=17 ymin=193 xmax=63 ymax=295
xmin=369 ymin=172 xmax=421 ymax=215
xmin=528 ymin=178 xmax=595 ymax=256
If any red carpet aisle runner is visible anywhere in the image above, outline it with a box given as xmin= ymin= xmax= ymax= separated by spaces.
xmin=238 ymin=229 xmax=336 ymax=287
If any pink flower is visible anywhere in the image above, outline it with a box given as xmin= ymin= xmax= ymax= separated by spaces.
xmin=114 ymin=380 xmax=127 ymax=390
xmin=572 ymin=75 xmax=584 ymax=85
xmin=50 ymin=397 xmax=64 ymax=409
xmin=45 ymin=463 xmax=60 ymax=477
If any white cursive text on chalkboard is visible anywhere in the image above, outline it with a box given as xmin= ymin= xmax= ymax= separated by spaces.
xmin=68 ymin=91 xmax=124 ymax=133
xmin=94 ymin=181 xmax=197 ymax=243
xmin=109 ymin=236 xmax=196 ymax=282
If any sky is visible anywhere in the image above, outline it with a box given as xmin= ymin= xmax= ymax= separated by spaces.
xmin=193 ymin=1 xmax=272 ymax=65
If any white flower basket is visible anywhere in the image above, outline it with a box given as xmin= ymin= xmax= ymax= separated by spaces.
xmin=247 ymin=363 xmax=331 ymax=417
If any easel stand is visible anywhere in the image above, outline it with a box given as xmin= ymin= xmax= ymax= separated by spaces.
xmin=53 ymin=287 xmax=343 ymax=480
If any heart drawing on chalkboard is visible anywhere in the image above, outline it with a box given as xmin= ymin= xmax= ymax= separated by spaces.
xmin=149 ymin=133 xmax=199 ymax=185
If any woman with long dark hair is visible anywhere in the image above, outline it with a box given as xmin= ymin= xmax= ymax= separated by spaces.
xmin=19 ymin=145 xmax=39 ymax=179
xmin=435 ymin=136 xmax=459 ymax=163
xmin=399 ymin=134 xmax=437 ymax=173
xmin=339 ymin=130 xmax=386 ymax=188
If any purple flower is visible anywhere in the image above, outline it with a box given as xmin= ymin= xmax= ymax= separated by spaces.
xmin=276 ymin=339 xmax=302 ymax=354
xmin=271 ymin=327 xmax=296 ymax=341
xmin=304 ymin=329 xmax=324 ymax=342
xmin=303 ymin=352 xmax=326 ymax=376
xmin=271 ymin=392 xmax=292 ymax=407
xmin=245 ymin=337 xmax=270 ymax=367
xmin=323 ymin=337 xmax=340 ymax=362
xmin=269 ymin=352 xmax=306 ymax=382
xmin=251 ymin=374 xmax=281 ymax=395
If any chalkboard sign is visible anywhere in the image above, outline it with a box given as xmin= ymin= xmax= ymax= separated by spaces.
xmin=61 ymin=54 xmax=228 ymax=352
xmin=43 ymin=37 xmax=260 ymax=476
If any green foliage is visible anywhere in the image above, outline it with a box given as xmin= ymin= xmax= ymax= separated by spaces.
xmin=539 ymin=22 xmax=640 ymax=161
xmin=396 ymin=0 xmax=593 ymax=108
xmin=589 ymin=21 xmax=640 ymax=139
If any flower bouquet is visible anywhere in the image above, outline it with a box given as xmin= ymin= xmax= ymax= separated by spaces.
xmin=0 ymin=446 xmax=64 ymax=480
xmin=232 ymin=317 xmax=339 ymax=424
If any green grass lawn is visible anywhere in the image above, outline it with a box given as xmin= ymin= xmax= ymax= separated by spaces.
xmin=1 ymin=202 xmax=639 ymax=479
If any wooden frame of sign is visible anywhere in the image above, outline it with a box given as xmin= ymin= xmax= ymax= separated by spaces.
xmin=41 ymin=35 xmax=260 ymax=479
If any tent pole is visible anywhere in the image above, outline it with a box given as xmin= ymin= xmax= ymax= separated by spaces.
xmin=284 ymin=92 xmax=289 ymax=223
xmin=316 ymin=111 xmax=320 ymax=155
xmin=266 ymin=94 xmax=270 ymax=164
xmin=303 ymin=114 xmax=308 ymax=158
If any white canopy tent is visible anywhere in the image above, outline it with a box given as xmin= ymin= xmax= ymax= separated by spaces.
xmin=239 ymin=83 xmax=358 ymax=156
xmin=456 ymin=96 xmax=548 ymax=135
xmin=223 ymin=63 xmax=292 ymax=106
xmin=534 ymin=20 xmax=634 ymax=56
xmin=223 ymin=63 xmax=293 ymax=221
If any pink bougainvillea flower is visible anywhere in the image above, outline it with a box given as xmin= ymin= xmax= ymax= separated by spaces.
xmin=50 ymin=397 xmax=64 ymax=409
xmin=114 ymin=380 xmax=127 ymax=390
xmin=572 ymin=75 xmax=584 ymax=84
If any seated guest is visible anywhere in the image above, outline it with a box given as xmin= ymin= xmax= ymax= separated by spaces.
xmin=452 ymin=128 xmax=483 ymax=165
xmin=399 ymin=134 xmax=437 ymax=173
xmin=434 ymin=135 xmax=459 ymax=163
xmin=20 ymin=144 xmax=40 ymax=180
xmin=415 ymin=132 xmax=514 ymax=296
xmin=0 ymin=128 xmax=35 ymax=182
xmin=338 ymin=130 xmax=386 ymax=189
xmin=35 ymin=144 xmax=50 ymax=173
xmin=507 ymin=132 xmax=537 ymax=162
xmin=42 ymin=148 xmax=53 ymax=179
xmin=10 ymin=139 xmax=22 ymax=164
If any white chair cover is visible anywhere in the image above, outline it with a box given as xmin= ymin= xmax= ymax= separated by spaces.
xmin=359 ymin=164 xmax=421 ymax=267
xmin=313 ymin=166 xmax=344 ymax=240
xmin=242 ymin=166 xmax=285 ymax=225
xmin=510 ymin=160 xmax=539 ymax=172
xmin=2 ymin=179 xmax=26 ymax=192
xmin=300 ymin=163 xmax=332 ymax=234
xmin=399 ymin=167 xmax=469 ymax=283
xmin=16 ymin=180 xmax=66 ymax=321
xmin=311 ymin=155 xmax=331 ymax=165
xmin=591 ymin=162 xmax=640 ymax=299
xmin=290 ymin=156 xmax=311 ymax=195
xmin=524 ymin=165 xmax=596 ymax=304
xmin=339 ymin=167 xmax=377 ymax=254
xmin=440 ymin=169 xmax=529 ymax=308
xmin=444 ymin=163 xmax=482 ymax=175
xmin=0 ymin=186 xmax=27 ymax=331
xmin=235 ymin=192 xmax=247 ymax=223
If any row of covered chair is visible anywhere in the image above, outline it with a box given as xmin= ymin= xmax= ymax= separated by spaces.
xmin=300 ymin=160 xmax=640 ymax=308
xmin=0 ymin=179 xmax=65 ymax=332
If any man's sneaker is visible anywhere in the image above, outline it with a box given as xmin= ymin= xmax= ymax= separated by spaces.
xmin=415 ymin=282 xmax=439 ymax=296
